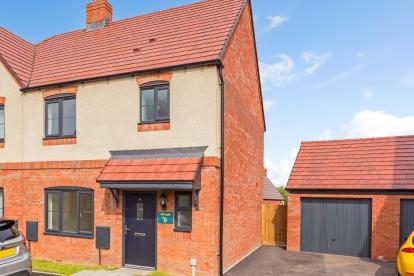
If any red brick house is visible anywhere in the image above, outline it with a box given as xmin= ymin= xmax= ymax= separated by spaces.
xmin=0 ymin=0 xmax=265 ymax=275
xmin=286 ymin=135 xmax=414 ymax=261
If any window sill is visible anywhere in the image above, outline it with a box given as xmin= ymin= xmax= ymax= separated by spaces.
xmin=44 ymin=231 xmax=93 ymax=239
xmin=137 ymin=122 xmax=170 ymax=132
xmin=43 ymin=137 xmax=77 ymax=146
xmin=173 ymin=228 xmax=192 ymax=233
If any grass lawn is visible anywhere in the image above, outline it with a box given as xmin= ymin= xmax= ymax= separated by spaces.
xmin=32 ymin=259 xmax=118 ymax=275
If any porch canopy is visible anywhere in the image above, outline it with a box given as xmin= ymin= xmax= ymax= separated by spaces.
xmin=97 ymin=147 xmax=206 ymax=206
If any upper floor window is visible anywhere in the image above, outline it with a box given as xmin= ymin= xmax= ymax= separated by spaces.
xmin=45 ymin=95 xmax=76 ymax=138
xmin=140 ymin=84 xmax=170 ymax=123
xmin=0 ymin=105 xmax=4 ymax=142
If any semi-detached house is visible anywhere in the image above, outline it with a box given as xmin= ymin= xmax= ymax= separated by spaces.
xmin=0 ymin=0 xmax=265 ymax=275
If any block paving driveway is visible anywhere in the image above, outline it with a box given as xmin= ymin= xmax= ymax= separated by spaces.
xmin=225 ymin=246 xmax=397 ymax=276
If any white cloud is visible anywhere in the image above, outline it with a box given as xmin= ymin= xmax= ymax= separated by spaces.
xmin=318 ymin=129 xmax=333 ymax=140
xmin=259 ymin=54 xmax=296 ymax=88
xmin=266 ymin=16 xmax=289 ymax=31
xmin=401 ymin=70 xmax=414 ymax=87
xmin=302 ymin=51 xmax=332 ymax=75
xmin=361 ymin=87 xmax=373 ymax=100
xmin=263 ymin=99 xmax=275 ymax=112
xmin=357 ymin=52 xmax=366 ymax=59
xmin=341 ymin=110 xmax=414 ymax=138
xmin=265 ymin=146 xmax=299 ymax=186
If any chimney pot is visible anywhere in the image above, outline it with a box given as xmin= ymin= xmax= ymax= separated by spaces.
xmin=86 ymin=0 xmax=113 ymax=30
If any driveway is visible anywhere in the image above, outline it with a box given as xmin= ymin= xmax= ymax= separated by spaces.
xmin=225 ymin=246 xmax=397 ymax=276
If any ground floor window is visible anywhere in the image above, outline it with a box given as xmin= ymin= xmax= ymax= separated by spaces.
xmin=0 ymin=189 xmax=3 ymax=217
xmin=45 ymin=188 xmax=93 ymax=237
xmin=175 ymin=192 xmax=192 ymax=232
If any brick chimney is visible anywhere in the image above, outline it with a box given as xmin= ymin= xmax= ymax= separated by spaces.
xmin=86 ymin=0 xmax=113 ymax=30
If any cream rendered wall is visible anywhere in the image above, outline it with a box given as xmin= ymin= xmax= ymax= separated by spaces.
xmin=20 ymin=66 xmax=221 ymax=162
xmin=0 ymin=63 xmax=23 ymax=162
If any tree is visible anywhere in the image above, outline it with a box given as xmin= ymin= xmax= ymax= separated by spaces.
xmin=277 ymin=186 xmax=288 ymax=204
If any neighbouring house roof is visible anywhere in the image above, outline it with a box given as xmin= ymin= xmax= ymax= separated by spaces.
xmin=287 ymin=135 xmax=414 ymax=191
xmin=263 ymin=177 xmax=283 ymax=200
xmin=97 ymin=147 xmax=205 ymax=187
xmin=0 ymin=28 xmax=35 ymax=87
xmin=0 ymin=0 xmax=246 ymax=89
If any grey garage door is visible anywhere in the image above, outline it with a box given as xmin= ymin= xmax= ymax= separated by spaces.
xmin=301 ymin=198 xmax=371 ymax=258
xmin=400 ymin=199 xmax=414 ymax=245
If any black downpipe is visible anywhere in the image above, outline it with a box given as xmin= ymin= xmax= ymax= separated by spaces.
xmin=218 ymin=64 xmax=225 ymax=276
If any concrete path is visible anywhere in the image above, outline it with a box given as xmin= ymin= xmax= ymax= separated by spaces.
xmin=72 ymin=268 xmax=152 ymax=276
xmin=225 ymin=246 xmax=397 ymax=276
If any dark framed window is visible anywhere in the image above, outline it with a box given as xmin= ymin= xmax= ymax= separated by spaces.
xmin=140 ymin=84 xmax=170 ymax=123
xmin=175 ymin=192 xmax=192 ymax=232
xmin=0 ymin=189 xmax=3 ymax=218
xmin=45 ymin=95 xmax=76 ymax=138
xmin=45 ymin=188 xmax=93 ymax=238
xmin=0 ymin=105 xmax=4 ymax=142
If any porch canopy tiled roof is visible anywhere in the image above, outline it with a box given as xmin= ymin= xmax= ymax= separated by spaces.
xmin=287 ymin=135 xmax=414 ymax=190
xmin=97 ymin=147 xmax=206 ymax=190
xmin=0 ymin=0 xmax=246 ymax=89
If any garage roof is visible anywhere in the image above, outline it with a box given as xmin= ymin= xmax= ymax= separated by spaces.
xmin=287 ymin=135 xmax=414 ymax=190
xmin=263 ymin=177 xmax=283 ymax=200
xmin=0 ymin=0 xmax=246 ymax=89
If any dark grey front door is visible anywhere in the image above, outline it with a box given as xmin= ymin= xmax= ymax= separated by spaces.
xmin=301 ymin=198 xmax=371 ymax=257
xmin=400 ymin=199 xmax=414 ymax=245
xmin=124 ymin=193 xmax=156 ymax=267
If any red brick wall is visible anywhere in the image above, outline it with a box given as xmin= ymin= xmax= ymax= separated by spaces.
xmin=222 ymin=1 xmax=265 ymax=271
xmin=0 ymin=159 xmax=221 ymax=275
xmin=288 ymin=192 xmax=414 ymax=261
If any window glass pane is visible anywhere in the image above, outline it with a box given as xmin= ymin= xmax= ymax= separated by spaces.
xmin=62 ymin=99 xmax=76 ymax=136
xmin=62 ymin=191 xmax=77 ymax=232
xmin=177 ymin=210 xmax=191 ymax=229
xmin=141 ymin=89 xmax=155 ymax=106
xmin=79 ymin=193 xmax=93 ymax=233
xmin=0 ymin=191 xmax=3 ymax=218
xmin=46 ymin=102 xmax=60 ymax=136
xmin=137 ymin=203 xmax=144 ymax=220
xmin=178 ymin=194 xmax=191 ymax=208
xmin=141 ymin=106 xmax=155 ymax=122
xmin=157 ymin=89 xmax=169 ymax=119
xmin=47 ymin=192 xmax=59 ymax=231
xmin=0 ymin=108 xmax=4 ymax=140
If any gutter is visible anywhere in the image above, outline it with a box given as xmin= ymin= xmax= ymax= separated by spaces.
xmin=218 ymin=63 xmax=225 ymax=276
xmin=20 ymin=60 xmax=221 ymax=92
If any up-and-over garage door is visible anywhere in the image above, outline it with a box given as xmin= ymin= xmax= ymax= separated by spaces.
xmin=300 ymin=198 xmax=372 ymax=258
xmin=400 ymin=199 xmax=414 ymax=245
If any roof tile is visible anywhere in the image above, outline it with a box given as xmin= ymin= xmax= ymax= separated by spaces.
xmin=287 ymin=135 xmax=414 ymax=190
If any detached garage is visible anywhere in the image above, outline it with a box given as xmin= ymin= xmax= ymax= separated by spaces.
xmin=286 ymin=135 xmax=414 ymax=261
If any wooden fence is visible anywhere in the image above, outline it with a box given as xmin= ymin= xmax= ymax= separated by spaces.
xmin=262 ymin=203 xmax=287 ymax=245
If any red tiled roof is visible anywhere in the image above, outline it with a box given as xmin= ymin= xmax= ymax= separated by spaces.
xmin=263 ymin=177 xmax=283 ymax=200
xmin=287 ymin=135 xmax=414 ymax=190
xmin=0 ymin=0 xmax=246 ymax=89
xmin=97 ymin=157 xmax=202 ymax=182
xmin=0 ymin=28 xmax=35 ymax=87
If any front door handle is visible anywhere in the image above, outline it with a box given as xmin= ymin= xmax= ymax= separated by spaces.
xmin=134 ymin=232 xmax=146 ymax=237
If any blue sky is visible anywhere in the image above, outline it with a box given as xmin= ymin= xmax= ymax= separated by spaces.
xmin=2 ymin=1 xmax=414 ymax=185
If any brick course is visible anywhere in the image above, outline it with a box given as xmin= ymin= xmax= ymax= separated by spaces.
xmin=0 ymin=159 xmax=221 ymax=276
xmin=288 ymin=192 xmax=414 ymax=261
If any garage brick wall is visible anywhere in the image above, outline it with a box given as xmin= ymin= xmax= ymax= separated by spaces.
xmin=288 ymin=192 xmax=414 ymax=261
